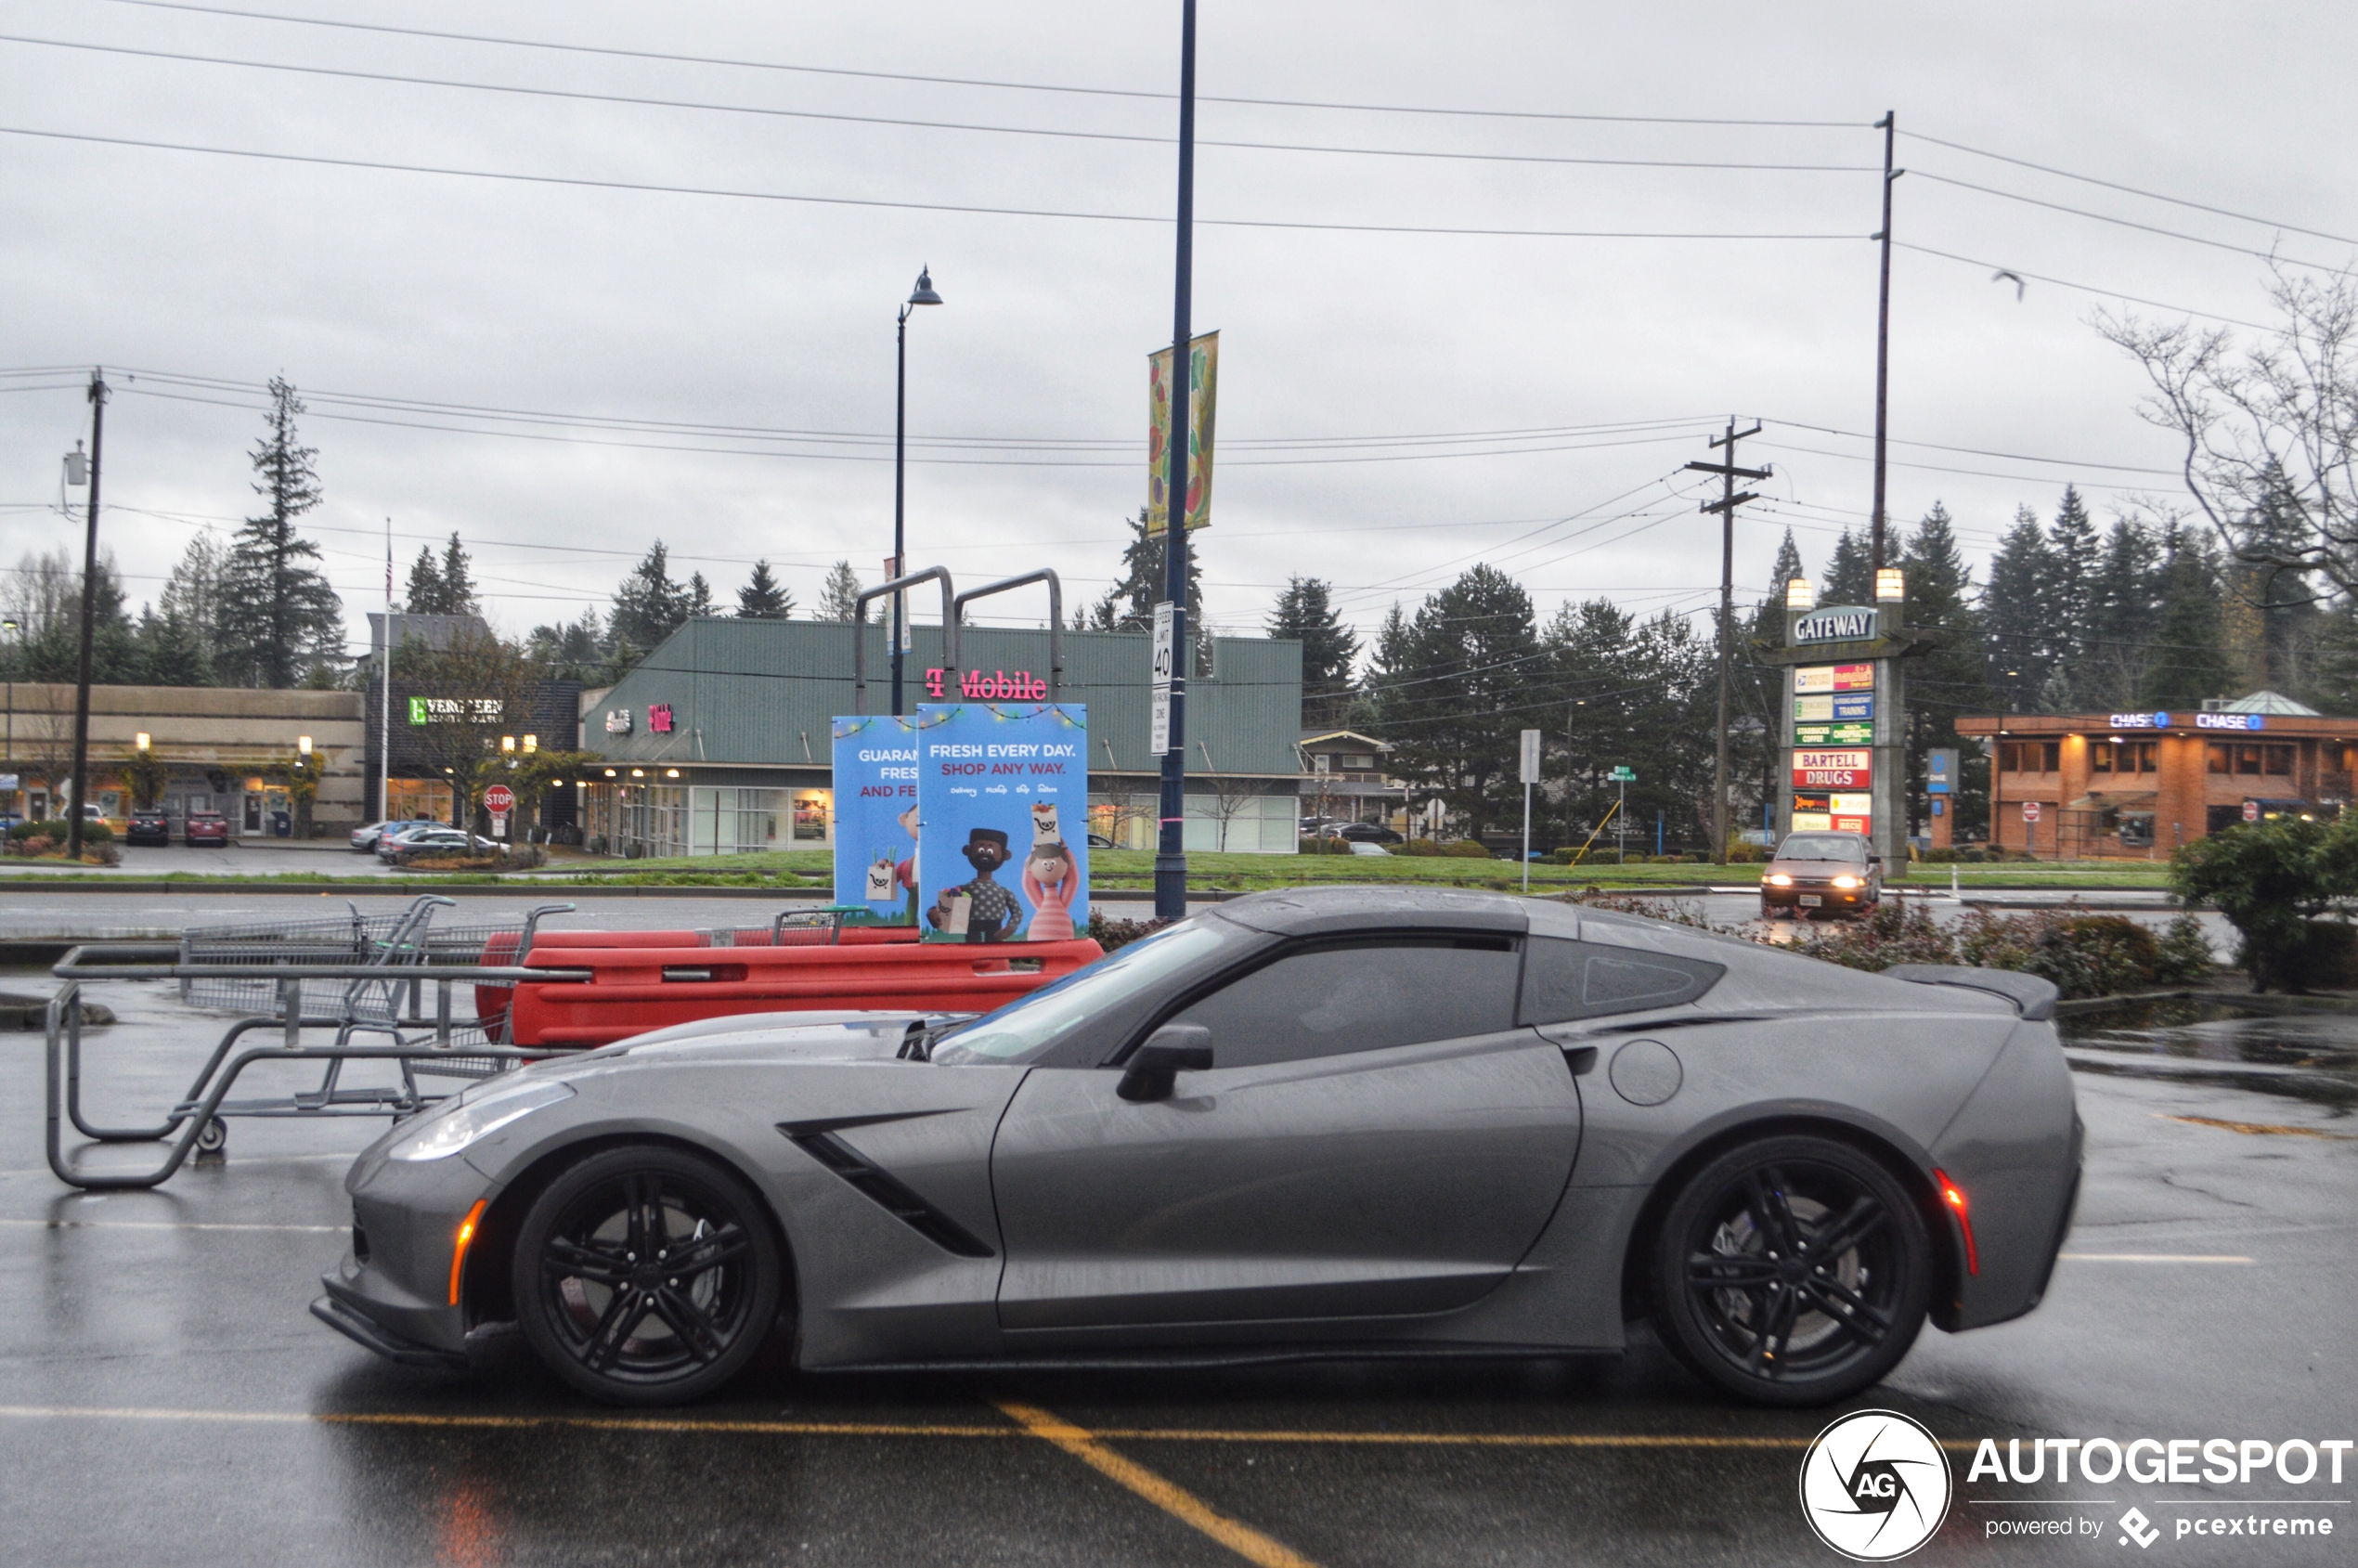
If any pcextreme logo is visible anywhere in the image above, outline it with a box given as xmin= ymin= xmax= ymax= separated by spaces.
xmin=1799 ymin=1409 xmax=1952 ymax=1562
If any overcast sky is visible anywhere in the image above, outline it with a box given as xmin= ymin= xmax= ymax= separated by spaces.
xmin=4 ymin=0 xmax=2353 ymax=665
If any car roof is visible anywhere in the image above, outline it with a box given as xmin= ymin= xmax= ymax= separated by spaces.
xmin=1216 ymin=884 xmax=1531 ymax=938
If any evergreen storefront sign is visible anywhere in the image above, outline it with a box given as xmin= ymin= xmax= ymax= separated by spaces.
xmin=408 ymin=695 xmax=504 ymax=724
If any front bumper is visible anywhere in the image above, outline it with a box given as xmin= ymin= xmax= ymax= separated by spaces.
xmin=310 ymin=1292 xmax=468 ymax=1369
xmin=1759 ymin=882 xmax=1870 ymax=912
xmin=313 ymin=1141 xmax=500 ymax=1366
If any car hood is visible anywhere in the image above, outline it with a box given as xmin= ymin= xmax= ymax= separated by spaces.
xmin=557 ymin=1008 xmax=975 ymax=1071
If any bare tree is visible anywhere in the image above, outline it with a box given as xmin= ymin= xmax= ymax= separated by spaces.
xmin=1191 ymin=741 xmax=1265 ymax=853
xmin=395 ymin=628 xmax=543 ymax=830
xmin=2097 ymin=263 xmax=2358 ymax=591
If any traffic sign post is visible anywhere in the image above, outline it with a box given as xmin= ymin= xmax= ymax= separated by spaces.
xmin=484 ymin=784 xmax=515 ymax=841
xmin=2243 ymin=798 xmax=2260 ymax=823
xmin=2022 ymin=797 xmax=2040 ymax=856
xmin=1609 ymin=765 xmax=1636 ymax=864
xmin=1519 ymin=730 xmax=1541 ymax=892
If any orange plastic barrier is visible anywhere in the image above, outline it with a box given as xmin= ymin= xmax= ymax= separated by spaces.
xmin=505 ymin=935 xmax=1104 ymax=1047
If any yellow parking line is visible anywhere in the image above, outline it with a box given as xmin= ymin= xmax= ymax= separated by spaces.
xmin=993 ymin=1399 xmax=1321 ymax=1568
xmin=0 ymin=1403 xmax=1849 ymax=1451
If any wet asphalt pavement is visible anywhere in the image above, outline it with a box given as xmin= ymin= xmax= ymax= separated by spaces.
xmin=1 ymin=901 xmax=2352 ymax=1566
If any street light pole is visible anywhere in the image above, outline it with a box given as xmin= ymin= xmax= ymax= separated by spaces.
xmin=1153 ymin=0 xmax=1198 ymax=922
xmin=892 ymin=266 xmax=943 ymax=718
xmin=66 ymin=369 xmax=107 ymax=864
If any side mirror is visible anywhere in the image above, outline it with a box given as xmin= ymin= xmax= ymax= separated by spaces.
xmin=1117 ymin=1024 xmax=1214 ymax=1103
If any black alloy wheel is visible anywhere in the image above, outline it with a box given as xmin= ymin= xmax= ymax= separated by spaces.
xmin=1652 ymin=1134 xmax=1930 ymax=1406
xmin=513 ymin=1146 xmax=783 ymax=1405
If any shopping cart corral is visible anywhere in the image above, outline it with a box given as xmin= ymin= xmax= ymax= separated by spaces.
xmin=45 ymin=896 xmax=591 ymax=1191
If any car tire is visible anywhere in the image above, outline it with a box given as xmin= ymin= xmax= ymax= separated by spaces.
xmin=512 ymin=1145 xmax=784 ymax=1406
xmin=1651 ymin=1134 xmax=1930 ymax=1407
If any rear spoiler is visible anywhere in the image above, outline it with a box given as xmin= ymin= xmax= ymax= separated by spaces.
xmin=1882 ymin=965 xmax=2059 ymax=1021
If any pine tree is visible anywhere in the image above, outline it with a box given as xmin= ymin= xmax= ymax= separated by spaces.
xmin=1765 ymin=528 xmax=1807 ymax=605
xmin=2045 ymin=486 xmax=2101 ymax=667
xmin=437 ymin=532 xmax=480 ymax=616
xmin=1982 ymin=508 xmax=2057 ymax=711
xmin=216 ymin=377 xmax=345 ymax=687
xmin=609 ymin=541 xmax=692 ymax=650
xmin=403 ymin=547 xmax=445 ymax=615
xmin=1373 ymin=565 xmax=1540 ymax=834
xmin=818 ymin=561 xmax=869 ymax=622
xmin=1820 ymin=528 xmax=1873 ymax=605
xmin=684 ymin=572 xmax=716 ymax=620
xmin=737 ymin=560 xmax=795 ymax=618
xmin=2144 ymin=524 xmax=2233 ymax=707
xmin=525 ymin=611 xmax=607 ymax=683
xmin=1266 ymin=577 xmax=1359 ymax=728
xmin=1090 ymin=508 xmax=1202 ymax=634
xmin=2083 ymin=520 xmax=2165 ymax=709
xmin=1897 ymin=503 xmax=1989 ymax=836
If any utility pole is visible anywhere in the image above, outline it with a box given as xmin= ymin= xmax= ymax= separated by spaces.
xmin=1871 ymin=110 xmax=1900 ymax=571
xmin=66 ymin=369 xmax=108 ymax=864
xmin=1153 ymin=0 xmax=1198 ymax=922
xmin=1687 ymin=421 xmax=1768 ymax=865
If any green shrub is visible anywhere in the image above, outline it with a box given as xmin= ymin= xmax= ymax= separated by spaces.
xmin=2169 ymin=817 xmax=2358 ymax=991
xmin=1084 ymin=908 xmax=1171 ymax=953
xmin=1444 ymin=839 xmax=1492 ymax=859
xmin=1297 ymin=835 xmax=1351 ymax=855
xmin=7 ymin=819 xmax=66 ymax=844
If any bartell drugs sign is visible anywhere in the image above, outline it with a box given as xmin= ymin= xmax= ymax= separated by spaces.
xmin=1793 ymin=748 xmax=1872 ymax=789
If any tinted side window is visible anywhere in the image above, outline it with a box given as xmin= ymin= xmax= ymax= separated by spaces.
xmin=1167 ymin=938 xmax=1522 ymax=1069
xmin=1518 ymin=937 xmax=1724 ymax=1025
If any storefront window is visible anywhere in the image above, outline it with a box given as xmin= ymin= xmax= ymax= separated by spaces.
xmin=2264 ymin=745 xmax=2294 ymax=776
xmin=790 ymin=790 xmax=831 ymax=843
xmin=2041 ymin=741 xmax=2060 ymax=773
xmin=2236 ymin=745 xmax=2262 ymax=776
xmin=2092 ymin=745 xmax=2113 ymax=773
xmin=2208 ymin=743 xmax=2231 ymax=775
xmin=1999 ymin=743 xmax=2020 ymax=774
xmin=384 ymin=779 xmax=455 ymax=823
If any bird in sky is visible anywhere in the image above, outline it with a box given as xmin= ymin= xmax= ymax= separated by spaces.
xmin=1991 ymin=269 xmax=2028 ymax=302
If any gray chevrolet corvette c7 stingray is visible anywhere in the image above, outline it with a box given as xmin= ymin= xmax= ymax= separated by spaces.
xmin=314 ymin=887 xmax=2081 ymax=1407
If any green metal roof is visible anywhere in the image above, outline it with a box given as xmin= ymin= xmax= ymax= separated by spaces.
xmin=588 ymin=619 xmax=1304 ymax=777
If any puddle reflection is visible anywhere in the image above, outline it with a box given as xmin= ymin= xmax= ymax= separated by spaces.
xmin=2058 ymin=997 xmax=2358 ymax=1111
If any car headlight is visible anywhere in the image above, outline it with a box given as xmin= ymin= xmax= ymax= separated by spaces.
xmin=387 ymin=1078 xmax=574 ymax=1161
xmin=1832 ymin=875 xmax=1861 ymax=889
xmin=1766 ymin=874 xmax=1793 ymax=887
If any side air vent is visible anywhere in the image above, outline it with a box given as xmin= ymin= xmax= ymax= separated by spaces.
xmin=778 ymin=1116 xmax=995 ymax=1258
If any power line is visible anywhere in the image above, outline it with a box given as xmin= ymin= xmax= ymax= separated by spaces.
xmin=1900 ymin=128 xmax=2358 ymax=249
xmin=0 ymin=125 xmax=1865 ymax=241
xmin=1911 ymin=170 xmax=2345 ymax=271
xmin=96 ymin=0 xmax=1868 ymax=127
xmin=0 ymin=33 xmax=1880 ymax=175
xmin=1893 ymin=241 xmax=2276 ymax=331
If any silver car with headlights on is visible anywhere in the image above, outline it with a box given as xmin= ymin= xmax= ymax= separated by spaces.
xmin=314 ymin=887 xmax=2080 ymax=1406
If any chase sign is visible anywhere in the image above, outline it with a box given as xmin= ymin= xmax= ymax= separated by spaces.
xmin=1793 ymin=605 xmax=1878 ymax=643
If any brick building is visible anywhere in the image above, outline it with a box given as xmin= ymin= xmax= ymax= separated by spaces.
xmin=1954 ymin=691 xmax=2355 ymax=860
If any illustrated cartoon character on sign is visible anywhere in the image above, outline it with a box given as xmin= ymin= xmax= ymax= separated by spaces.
xmin=891 ymin=801 xmax=922 ymax=924
xmin=926 ymin=827 xmax=1021 ymax=942
xmin=1021 ymin=840 xmax=1079 ymax=941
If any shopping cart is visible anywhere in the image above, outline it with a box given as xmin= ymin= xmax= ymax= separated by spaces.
xmin=45 ymin=896 xmax=588 ymax=1191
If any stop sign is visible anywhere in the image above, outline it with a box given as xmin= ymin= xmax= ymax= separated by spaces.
xmin=2021 ymin=800 xmax=2040 ymax=823
xmin=483 ymin=784 xmax=516 ymax=814
xmin=2243 ymin=799 xmax=2261 ymax=823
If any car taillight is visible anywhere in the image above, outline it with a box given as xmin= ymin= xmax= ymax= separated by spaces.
xmin=1934 ymin=1168 xmax=1978 ymax=1276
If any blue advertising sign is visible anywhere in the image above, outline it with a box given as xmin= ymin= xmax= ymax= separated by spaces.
xmin=831 ymin=715 xmax=922 ymax=922
xmin=1832 ymin=693 xmax=1875 ymax=722
xmin=1927 ymin=747 xmax=1957 ymax=795
xmin=915 ymin=703 xmax=1089 ymax=942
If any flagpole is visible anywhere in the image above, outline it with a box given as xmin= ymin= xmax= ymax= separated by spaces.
xmin=381 ymin=517 xmax=393 ymax=823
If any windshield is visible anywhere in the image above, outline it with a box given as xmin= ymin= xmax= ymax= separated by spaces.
xmin=931 ymin=919 xmax=1235 ymax=1064
xmin=1777 ymin=834 xmax=1867 ymax=863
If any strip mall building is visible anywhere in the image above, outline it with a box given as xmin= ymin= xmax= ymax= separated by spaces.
xmin=1955 ymin=691 xmax=2357 ymax=859
xmin=577 ymin=618 xmax=1306 ymax=858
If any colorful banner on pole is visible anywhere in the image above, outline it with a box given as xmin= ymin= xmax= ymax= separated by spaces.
xmin=915 ymin=703 xmax=1088 ymax=942
xmin=1147 ymin=330 xmax=1218 ymax=536
xmin=832 ymin=715 xmax=923 ymax=923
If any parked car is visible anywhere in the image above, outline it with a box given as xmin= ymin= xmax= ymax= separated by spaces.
xmin=1760 ymin=830 xmax=1884 ymax=919
xmin=125 ymin=810 xmax=171 ymax=847
xmin=387 ymin=828 xmax=499 ymax=863
xmin=375 ymin=822 xmax=455 ymax=862
xmin=316 ymin=886 xmax=2080 ymax=1408
xmin=352 ymin=817 xmax=434 ymax=853
xmin=1324 ymin=822 xmax=1405 ymax=846
xmin=1086 ymin=833 xmax=1115 ymax=849
xmin=184 ymin=811 xmax=229 ymax=846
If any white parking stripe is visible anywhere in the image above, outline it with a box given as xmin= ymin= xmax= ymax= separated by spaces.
xmin=2056 ymin=1252 xmax=2252 ymax=1263
xmin=0 ymin=1218 xmax=343 ymax=1233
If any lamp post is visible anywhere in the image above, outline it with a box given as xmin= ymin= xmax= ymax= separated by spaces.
xmin=3 ymin=616 xmax=17 ymax=822
xmin=891 ymin=266 xmax=943 ymax=717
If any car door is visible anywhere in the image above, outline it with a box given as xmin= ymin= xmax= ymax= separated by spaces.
xmin=990 ymin=933 xmax=1582 ymax=1333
